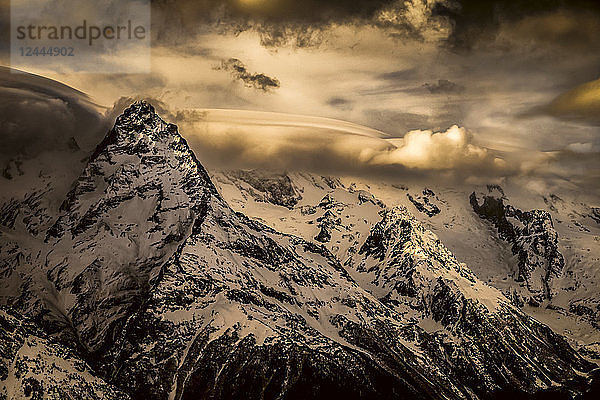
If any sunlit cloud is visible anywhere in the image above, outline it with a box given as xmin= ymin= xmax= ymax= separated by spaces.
xmin=370 ymin=125 xmax=503 ymax=170
xmin=546 ymin=78 xmax=600 ymax=123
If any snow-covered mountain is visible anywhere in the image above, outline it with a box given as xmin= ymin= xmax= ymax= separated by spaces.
xmin=212 ymin=169 xmax=600 ymax=351
xmin=1 ymin=102 xmax=599 ymax=399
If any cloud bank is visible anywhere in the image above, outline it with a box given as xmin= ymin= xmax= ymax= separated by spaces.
xmin=158 ymin=107 xmax=512 ymax=184
xmin=0 ymin=62 xmax=595 ymax=196
xmin=0 ymin=67 xmax=107 ymax=163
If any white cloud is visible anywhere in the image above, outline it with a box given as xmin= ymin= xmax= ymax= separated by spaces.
xmin=565 ymin=142 xmax=595 ymax=153
xmin=370 ymin=125 xmax=502 ymax=170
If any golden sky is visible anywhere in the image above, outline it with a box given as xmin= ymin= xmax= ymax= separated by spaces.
xmin=1 ymin=0 xmax=599 ymax=192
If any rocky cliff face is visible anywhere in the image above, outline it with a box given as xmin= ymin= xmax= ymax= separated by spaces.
xmin=0 ymin=102 xmax=597 ymax=399
xmin=0 ymin=306 xmax=128 ymax=399
xmin=219 ymin=170 xmax=303 ymax=209
xmin=470 ymin=192 xmax=565 ymax=304
xmin=407 ymin=189 xmax=441 ymax=217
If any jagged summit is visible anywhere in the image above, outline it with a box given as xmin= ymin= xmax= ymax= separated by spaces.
xmin=117 ymin=100 xmax=157 ymax=122
xmin=89 ymin=101 xmax=168 ymax=158
xmin=114 ymin=101 xmax=167 ymax=139
xmin=110 ymin=101 xmax=176 ymax=145
xmin=90 ymin=101 xmax=217 ymax=193
xmin=120 ymin=99 xmax=155 ymax=116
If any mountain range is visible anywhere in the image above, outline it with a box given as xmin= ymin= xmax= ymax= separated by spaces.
xmin=1 ymin=102 xmax=599 ymax=399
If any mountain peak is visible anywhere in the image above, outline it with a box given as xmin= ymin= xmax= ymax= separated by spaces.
xmin=52 ymin=100 xmax=219 ymax=234
xmin=118 ymin=100 xmax=158 ymax=122
xmin=88 ymin=101 xmax=218 ymax=195
xmin=358 ymin=204 xmax=503 ymax=313
xmin=126 ymin=99 xmax=154 ymax=113
xmin=115 ymin=101 xmax=170 ymax=132
xmin=39 ymin=102 xmax=227 ymax=349
xmin=110 ymin=101 xmax=176 ymax=142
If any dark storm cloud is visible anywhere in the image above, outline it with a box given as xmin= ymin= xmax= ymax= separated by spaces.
xmin=424 ymin=79 xmax=465 ymax=94
xmin=0 ymin=1 xmax=8 ymax=54
xmin=254 ymin=24 xmax=327 ymax=48
xmin=328 ymin=97 xmax=353 ymax=110
xmin=434 ymin=0 xmax=600 ymax=49
xmin=147 ymin=0 xmax=600 ymax=50
xmin=216 ymin=58 xmax=280 ymax=92
xmin=379 ymin=69 xmax=419 ymax=81
xmin=0 ymin=67 xmax=108 ymax=162
xmin=2 ymin=1 xmax=599 ymax=54
xmin=152 ymin=0 xmax=396 ymax=25
xmin=148 ymin=0 xmax=390 ymax=48
xmin=149 ymin=0 xmax=452 ymax=47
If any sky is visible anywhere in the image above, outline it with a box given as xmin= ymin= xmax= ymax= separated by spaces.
xmin=1 ymin=0 xmax=599 ymax=195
